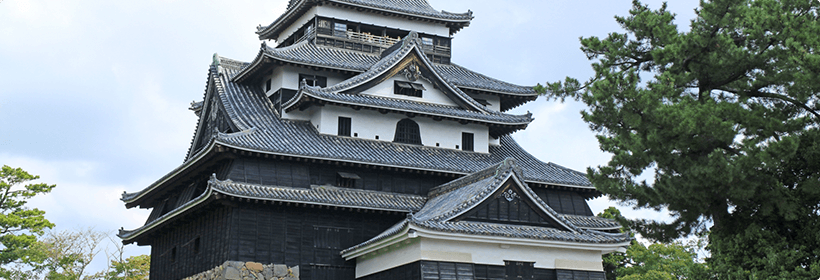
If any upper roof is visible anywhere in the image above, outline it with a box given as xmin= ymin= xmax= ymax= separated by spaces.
xmin=231 ymin=40 xmax=538 ymax=111
xmin=257 ymin=0 xmax=473 ymax=40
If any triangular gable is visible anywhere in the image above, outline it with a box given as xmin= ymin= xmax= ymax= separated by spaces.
xmin=454 ymin=177 xmax=562 ymax=228
xmin=185 ymin=55 xmax=243 ymax=161
xmin=416 ymin=158 xmax=578 ymax=233
xmin=317 ymin=32 xmax=492 ymax=113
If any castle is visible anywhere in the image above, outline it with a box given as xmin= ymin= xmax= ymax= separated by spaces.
xmin=120 ymin=1 xmax=630 ymax=279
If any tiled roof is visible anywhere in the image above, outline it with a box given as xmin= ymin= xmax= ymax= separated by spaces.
xmin=435 ymin=63 xmax=537 ymax=96
xmin=308 ymin=32 xmax=499 ymax=115
xmin=341 ymin=159 xmax=631 ymax=254
xmin=210 ymin=178 xmax=426 ymax=212
xmin=223 ymin=58 xmax=588 ymax=187
xmin=121 ymin=56 xmax=591 ymax=207
xmin=232 ymin=41 xmax=537 ymax=100
xmin=413 ymin=159 xmax=578 ymax=231
xmin=411 ymin=220 xmax=632 ymax=244
xmin=293 ymin=83 xmax=532 ymax=126
xmin=560 ymin=214 xmax=622 ymax=230
xmin=331 ymin=0 xmax=473 ymax=21
xmin=263 ymin=41 xmax=379 ymax=72
xmin=258 ymin=0 xmax=472 ymax=40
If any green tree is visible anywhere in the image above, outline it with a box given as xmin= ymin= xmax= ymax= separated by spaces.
xmin=598 ymin=207 xmax=708 ymax=280
xmin=538 ymin=1 xmax=820 ymax=277
xmin=102 ymin=255 xmax=149 ymax=280
xmin=0 ymin=165 xmax=56 ymax=278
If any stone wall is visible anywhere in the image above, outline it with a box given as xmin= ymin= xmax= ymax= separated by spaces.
xmin=183 ymin=261 xmax=299 ymax=280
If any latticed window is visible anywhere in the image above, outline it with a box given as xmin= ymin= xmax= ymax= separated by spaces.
xmin=462 ymin=132 xmax=474 ymax=151
xmin=338 ymin=117 xmax=351 ymax=137
xmin=394 ymin=119 xmax=422 ymax=145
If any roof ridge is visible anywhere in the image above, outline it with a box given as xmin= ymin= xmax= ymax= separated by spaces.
xmin=427 ymin=157 xmax=518 ymax=199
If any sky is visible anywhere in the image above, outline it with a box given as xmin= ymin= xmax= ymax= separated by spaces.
xmin=0 ymin=0 xmax=700 ymax=275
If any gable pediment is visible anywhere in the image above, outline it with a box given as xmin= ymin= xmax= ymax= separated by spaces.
xmin=344 ymin=51 xmax=476 ymax=110
xmin=455 ymin=178 xmax=562 ymax=228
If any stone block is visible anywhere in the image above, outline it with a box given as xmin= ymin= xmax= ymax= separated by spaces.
xmin=291 ymin=266 xmax=299 ymax=278
xmin=273 ymin=264 xmax=288 ymax=277
xmin=264 ymin=267 xmax=274 ymax=279
xmin=246 ymin=262 xmax=264 ymax=272
xmin=224 ymin=266 xmax=241 ymax=280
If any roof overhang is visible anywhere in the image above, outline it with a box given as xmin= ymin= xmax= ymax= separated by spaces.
xmin=257 ymin=0 xmax=473 ymax=41
xmin=341 ymin=221 xmax=630 ymax=260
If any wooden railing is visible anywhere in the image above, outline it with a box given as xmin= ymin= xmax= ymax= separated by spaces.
xmin=345 ymin=31 xmax=400 ymax=47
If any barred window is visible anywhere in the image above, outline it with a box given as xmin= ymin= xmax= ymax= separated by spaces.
xmin=462 ymin=132 xmax=474 ymax=151
xmin=338 ymin=117 xmax=351 ymax=137
xmin=394 ymin=119 xmax=422 ymax=145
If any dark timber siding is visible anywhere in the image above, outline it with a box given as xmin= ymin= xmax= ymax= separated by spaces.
xmin=532 ymin=188 xmax=594 ymax=216
xmin=226 ymin=203 xmax=404 ymax=280
xmin=227 ymin=156 xmax=451 ymax=195
xmin=150 ymin=206 xmax=232 ymax=280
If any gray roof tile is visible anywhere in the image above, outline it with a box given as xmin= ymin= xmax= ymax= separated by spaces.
xmin=211 ymin=178 xmax=426 ymax=212
xmin=233 ymin=41 xmax=537 ymax=98
xmin=217 ymin=59 xmax=590 ymax=187
xmin=259 ymin=0 xmax=472 ymax=40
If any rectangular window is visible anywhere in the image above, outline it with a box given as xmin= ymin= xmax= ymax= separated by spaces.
xmin=338 ymin=117 xmax=351 ymax=137
xmin=333 ymin=22 xmax=347 ymax=38
xmin=170 ymin=247 xmax=177 ymax=263
xmin=422 ymin=37 xmax=434 ymax=46
xmin=505 ymin=261 xmax=534 ymax=279
xmin=462 ymin=132 xmax=474 ymax=151
xmin=336 ymin=172 xmax=360 ymax=188
xmin=265 ymin=79 xmax=272 ymax=92
xmin=394 ymin=81 xmax=424 ymax=97
xmin=298 ymin=74 xmax=327 ymax=87
xmin=193 ymin=237 xmax=201 ymax=254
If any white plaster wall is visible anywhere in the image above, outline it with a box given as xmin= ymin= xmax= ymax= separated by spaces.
xmin=311 ymin=105 xmax=490 ymax=153
xmin=268 ymin=65 xmax=350 ymax=97
xmin=276 ymin=6 xmax=321 ymax=43
xmin=418 ymin=238 xmax=604 ymax=271
xmin=315 ymin=5 xmax=449 ymax=36
xmin=282 ymin=105 xmax=319 ymax=123
xmin=355 ymin=240 xmax=421 ymax=278
xmin=362 ymin=75 xmax=458 ymax=107
xmin=355 ymin=237 xmax=605 ymax=278
xmin=466 ymin=92 xmax=501 ymax=111
xmin=489 ymin=136 xmax=500 ymax=146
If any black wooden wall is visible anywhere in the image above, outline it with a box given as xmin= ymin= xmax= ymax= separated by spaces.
xmin=227 ymin=156 xmax=452 ymax=195
xmin=227 ymin=156 xmax=595 ymax=216
xmin=461 ymin=190 xmax=552 ymax=226
xmin=150 ymin=205 xmax=233 ymax=280
xmin=226 ymin=203 xmax=405 ymax=280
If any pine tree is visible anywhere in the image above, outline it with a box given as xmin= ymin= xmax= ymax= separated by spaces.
xmin=538 ymin=0 xmax=820 ymax=277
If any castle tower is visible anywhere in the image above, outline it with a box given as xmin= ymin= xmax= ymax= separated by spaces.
xmin=120 ymin=1 xmax=630 ymax=279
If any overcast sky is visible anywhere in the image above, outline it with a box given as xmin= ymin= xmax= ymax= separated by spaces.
xmin=0 ymin=0 xmax=700 ymax=274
